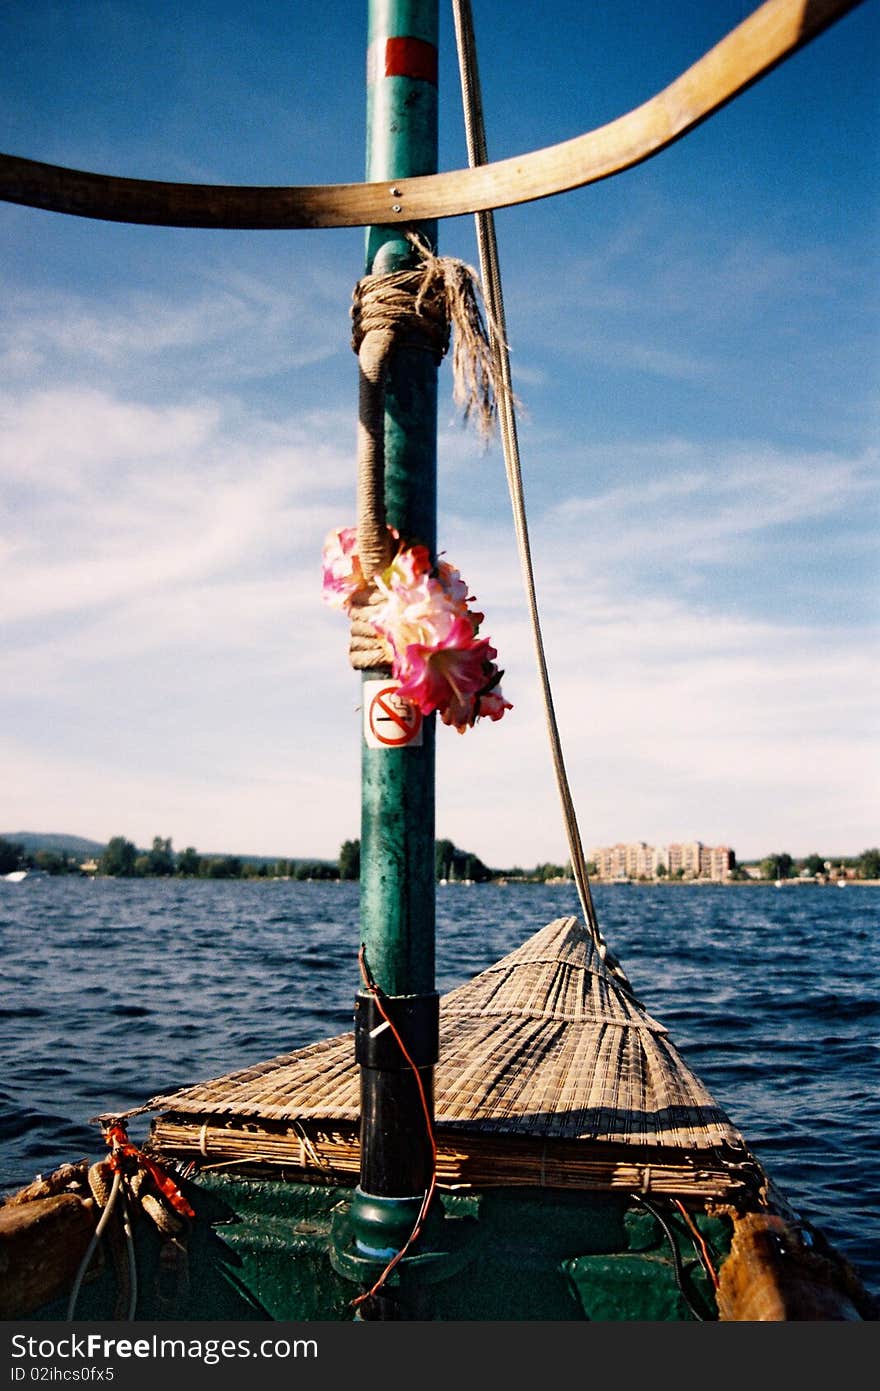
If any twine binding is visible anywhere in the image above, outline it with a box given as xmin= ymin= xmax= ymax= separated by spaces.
xmin=348 ymin=230 xmax=508 ymax=670
xmin=348 ymin=586 xmax=393 ymax=673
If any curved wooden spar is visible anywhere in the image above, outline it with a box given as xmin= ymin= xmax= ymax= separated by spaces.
xmin=0 ymin=0 xmax=865 ymax=230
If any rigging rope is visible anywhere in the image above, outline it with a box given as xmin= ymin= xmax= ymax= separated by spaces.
xmin=66 ymin=1170 xmax=123 ymax=1321
xmin=451 ymin=0 xmax=603 ymax=951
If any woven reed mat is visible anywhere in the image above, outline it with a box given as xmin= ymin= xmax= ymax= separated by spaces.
xmin=142 ymin=917 xmax=754 ymax=1196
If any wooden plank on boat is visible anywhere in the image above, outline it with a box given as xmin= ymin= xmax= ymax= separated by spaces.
xmin=716 ymin=1209 xmax=872 ymax=1320
xmin=0 ymin=1192 xmax=98 ymax=1319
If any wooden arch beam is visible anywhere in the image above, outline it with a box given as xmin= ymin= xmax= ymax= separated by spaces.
xmin=0 ymin=0 xmax=865 ymax=230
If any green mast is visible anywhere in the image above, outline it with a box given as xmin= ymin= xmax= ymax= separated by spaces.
xmin=360 ymin=0 xmax=438 ymax=1004
xmin=341 ymin=0 xmax=441 ymax=1311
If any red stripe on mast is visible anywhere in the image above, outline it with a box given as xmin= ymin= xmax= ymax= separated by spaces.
xmin=383 ymin=36 xmax=438 ymax=84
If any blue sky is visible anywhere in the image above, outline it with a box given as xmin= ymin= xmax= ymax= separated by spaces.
xmin=1 ymin=1 xmax=877 ymax=868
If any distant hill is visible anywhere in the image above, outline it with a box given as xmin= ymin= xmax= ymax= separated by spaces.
xmin=1 ymin=831 xmax=108 ymax=858
xmin=0 ymin=832 xmax=334 ymax=870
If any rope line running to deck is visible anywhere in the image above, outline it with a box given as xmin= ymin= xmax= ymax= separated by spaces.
xmin=452 ymin=0 xmax=602 ymax=951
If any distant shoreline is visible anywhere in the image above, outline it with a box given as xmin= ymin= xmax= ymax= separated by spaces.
xmin=497 ymin=876 xmax=880 ymax=888
xmin=459 ymin=876 xmax=880 ymax=888
xmin=4 ymin=870 xmax=879 ymax=887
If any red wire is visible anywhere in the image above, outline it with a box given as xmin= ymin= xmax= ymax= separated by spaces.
xmin=673 ymin=1198 xmax=720 ymax=1290
xmin=350 ymin=946 xmax=438 ymax=1309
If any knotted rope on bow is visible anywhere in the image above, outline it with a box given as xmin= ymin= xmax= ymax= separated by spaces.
xmin=66 ymin=1121 xmax=195 ymax=1320
xmin=348 ymin=230 xmax=505 ymax=671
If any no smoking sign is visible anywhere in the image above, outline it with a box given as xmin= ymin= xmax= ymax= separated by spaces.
xmin=363 ymin=679 xmax=423 ymax=748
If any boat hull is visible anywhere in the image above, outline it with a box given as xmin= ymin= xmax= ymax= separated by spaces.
xmin=6 ymin=1165 xmax=873 ymax=1322
xmin=10 ymin=1171 xmax=726 ymax=1321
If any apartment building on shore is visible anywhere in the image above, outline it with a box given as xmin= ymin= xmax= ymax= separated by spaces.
xmin=588 ymin=840 xmax=735 ymax=882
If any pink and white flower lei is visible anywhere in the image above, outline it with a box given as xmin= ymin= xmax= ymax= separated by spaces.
xmin=321 ymin=525 xmax=511 ymax=734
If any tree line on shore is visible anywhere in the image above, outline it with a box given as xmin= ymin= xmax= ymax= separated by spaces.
xmin=0 ymin=833 xmax=567 ymax=883
xmin=750 ymin=850 xmax=880 ymax=882
xmin=0 ymin=834 xmax=342 ymax=881
xmin=2 ymin=835 xmax=878 ymax=884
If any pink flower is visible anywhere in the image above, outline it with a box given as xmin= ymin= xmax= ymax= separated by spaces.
xmin=396 ymin=615 xmax=494 ymax=718
xmin=391 ymin=542 xmax=433 ymax=584
xmin=435 ymin=558 xmax=471 ymax=611
xmin=321 ymin=524 xmax=401 ymax=611
xmin=321 ymin=526 xmax=511 ymax=731
xmin=438 ymin=665 xmax=513 ymax=733
xmin=321 ymin=526 xmax=366 ymax=611
xmin=373 ymin=572 xmax=459 ymax=658
xmin=476 ymin=688 xmax=513 ymax=723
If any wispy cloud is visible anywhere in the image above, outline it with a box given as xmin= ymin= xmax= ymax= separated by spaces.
xmin=442 ymin=435 xmax=878 ymax=618
xmin=0 ymin=252 xmax=355 ymax=390
xmin=552 ymin=441 xmax=877 ymax=567
xmin=2 ymin=385 xmax=353 ymax=632
xmin=496 ymin=199 xmax=870 ymax=396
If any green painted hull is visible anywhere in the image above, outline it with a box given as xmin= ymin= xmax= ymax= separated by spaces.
xmin=32 ymin=1173 xmax=727 ymax=1322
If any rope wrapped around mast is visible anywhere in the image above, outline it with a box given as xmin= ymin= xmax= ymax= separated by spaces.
xmin=348 ymin=231 xmax=503 ymax=671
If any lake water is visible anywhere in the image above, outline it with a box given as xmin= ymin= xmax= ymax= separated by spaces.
xmin=1 ymin=877 xmax=877 ymax=1301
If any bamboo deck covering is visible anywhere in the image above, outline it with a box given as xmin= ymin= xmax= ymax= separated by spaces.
xmin=145 ymin=917 xmax=755 ymax=1198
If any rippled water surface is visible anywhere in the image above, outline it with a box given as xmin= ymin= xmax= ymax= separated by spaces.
xmin=1 ymin=877 xmax=877 ymax=1299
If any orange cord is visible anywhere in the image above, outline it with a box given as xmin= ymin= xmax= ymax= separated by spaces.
xmin=103 ymin=1120 xmax=196 ymax=1219
xmin=350 ymin=945 xmax=439 ymax=1309
xmin=673 ymin=1198 xmax=720 ymax=1289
